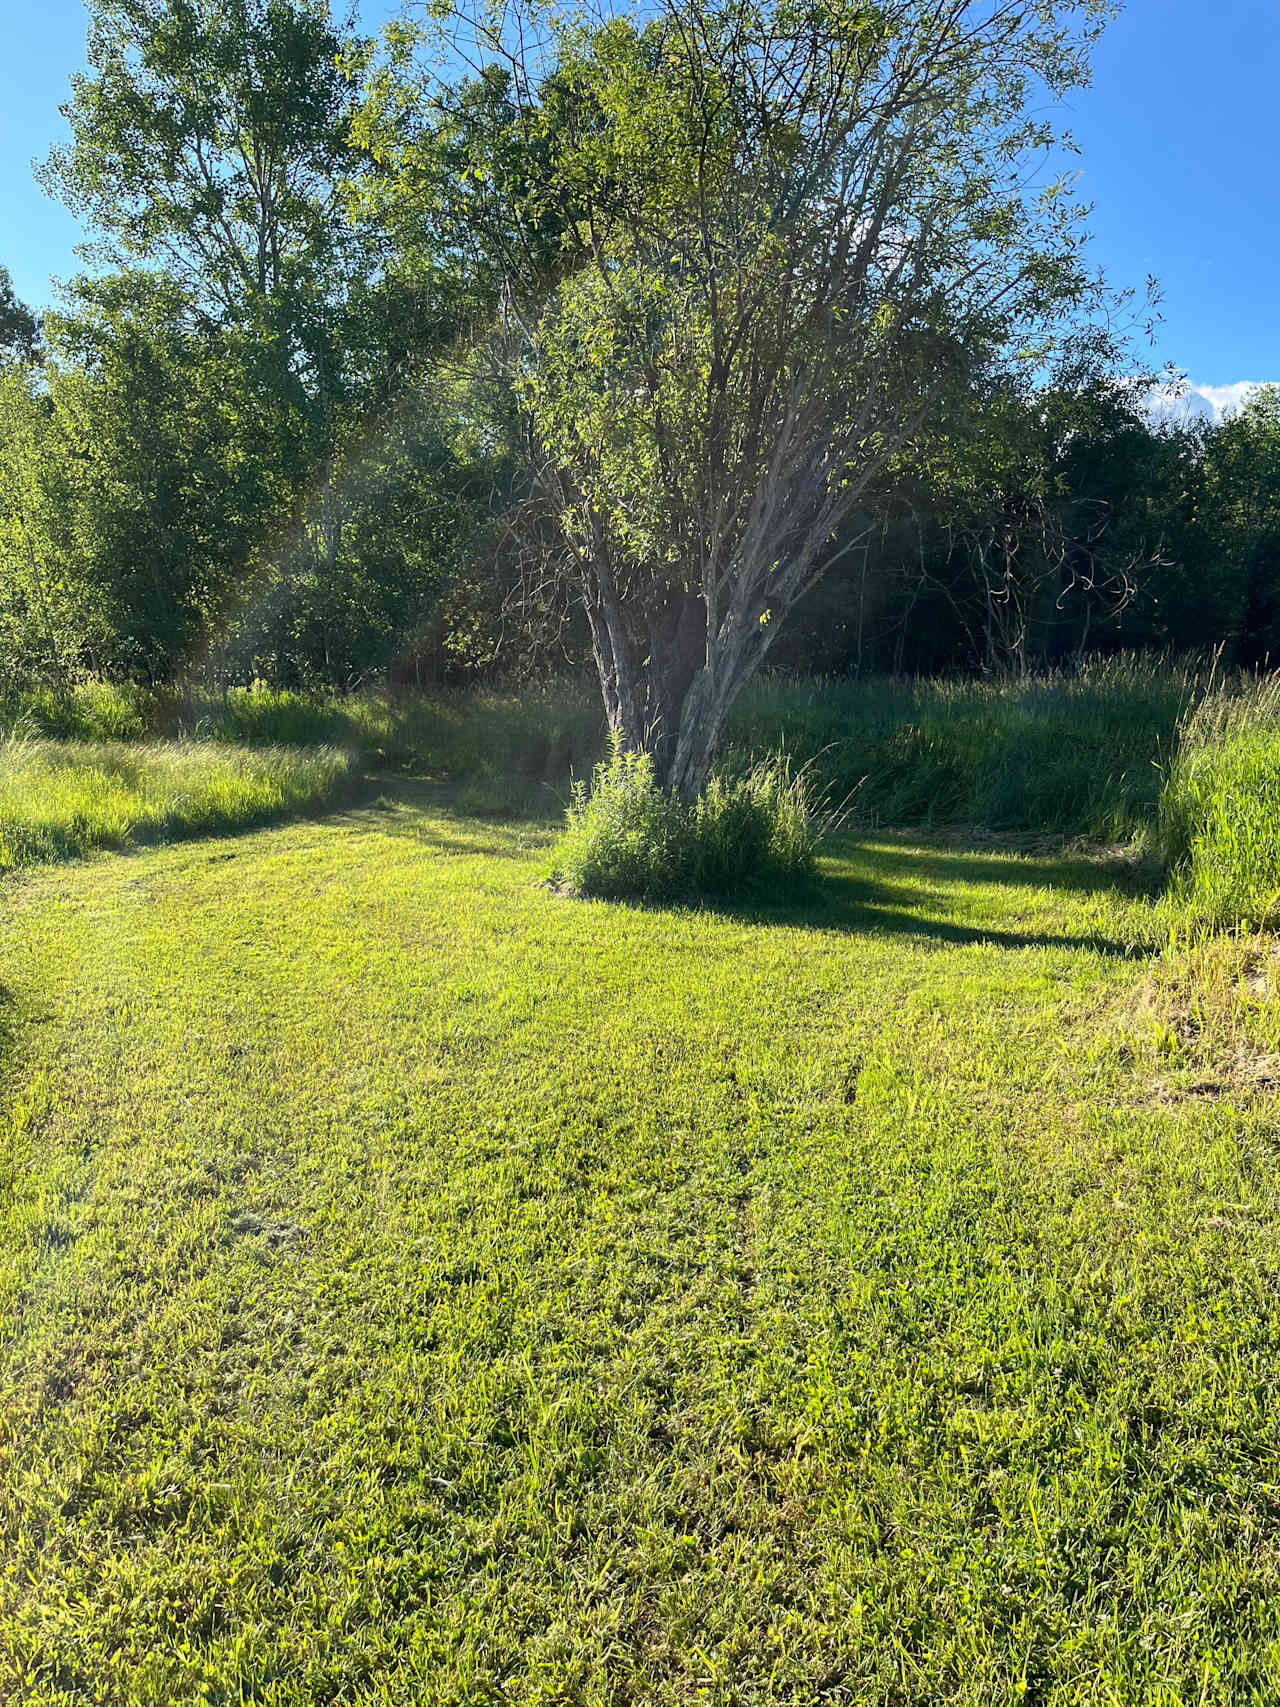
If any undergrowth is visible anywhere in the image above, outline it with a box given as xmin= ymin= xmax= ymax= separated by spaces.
xmin=0 ymin=680 xmax=604 ymax=782
xmin=11 ymin=659 xmax=1280 ymax=931
xmin=721 ymin=656 xmax=1202 ymax=838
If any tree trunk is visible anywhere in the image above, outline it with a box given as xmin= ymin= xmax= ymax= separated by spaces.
xmin=584 ymin=590 xmax=729 ymax=800
xmin=665 ymin=664 xmax=724 ymax=799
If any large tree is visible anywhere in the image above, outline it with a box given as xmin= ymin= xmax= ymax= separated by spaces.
xmin=362 ymin=0 xmax=1121 ymax=795
xmin=39 ymin=0 xmax=382 ymax=667
xmin=0 ymin=370 xmax=87 ymax=690
xmin=36 ymin=272 xmax=283 ymax=680
xmin=41 ymin=0 xmax=363 ymax=342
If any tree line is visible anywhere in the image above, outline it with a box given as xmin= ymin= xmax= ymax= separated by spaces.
xmin=3 ymin=0 xmax=1280 ymax=776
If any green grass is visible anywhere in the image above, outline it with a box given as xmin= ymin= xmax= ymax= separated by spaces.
xmin=1 ymin=680 xmax=606 ymax=784
xmin=0 ymin=680 xmax=156 ymax=743
xmin=1158 ymin=675 xmax=1280 ymax=930
xmin=1159 ymin=728 xmax=1280 ymax=928
xmin=5 ymin=784 xmax=1280 ymax=1700
xmin=721 ymin=657 xmax=1204 ymax=838
xmin=11 ymin=658 xmax=1280 ymax=930
xmin=0 ymin=737 xmax=351 ymax=871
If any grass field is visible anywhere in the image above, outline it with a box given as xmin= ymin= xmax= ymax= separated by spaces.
xmin=5 ymin=782 xmax=1280 ymax=1702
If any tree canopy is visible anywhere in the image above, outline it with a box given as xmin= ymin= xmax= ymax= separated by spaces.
xmin=359 ymin=0 xmax=1125 ymax=790
xmin=4 ymin=0 xmax=1280 ymax=730
xmin=0 ymin=268 xmax=40 ymax=364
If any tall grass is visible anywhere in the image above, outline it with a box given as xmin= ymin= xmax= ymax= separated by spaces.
xmin=549 ymin=744 xmax=818 ymax=900
xmin=725 ymin=656 xmax=1205 ymax=838
xmin=1 ymin=661 xmax=1204 ymax=838
xmin=1158 ymin=674 xmax=1280 ymax=929
xmin=0 ymin=736 xmax=350 ymax=872
xmin=0 ymin=680 xmax=156 ymax=742
xmin=1 ymin=680 xmax=606 ymax=782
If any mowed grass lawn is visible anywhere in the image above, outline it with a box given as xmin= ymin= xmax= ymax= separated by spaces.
xmin=4 ymin=783 xmax=1280 ymax=1704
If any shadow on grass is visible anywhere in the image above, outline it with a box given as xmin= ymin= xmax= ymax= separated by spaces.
xmin=857 ymin=834 xmax=1162 ymax=899
xmin=669 ymin=878 xmax=1144 ymax=957
xmin=700 ymin=846 xmax=1151 ymax=958
xmin=319 ymin=775 xmax=561 ymax=860
xmin=342 ymin=777 xmax=1156 ymax=957
xmin=733 ymin=891 xmax=1143 ymax=958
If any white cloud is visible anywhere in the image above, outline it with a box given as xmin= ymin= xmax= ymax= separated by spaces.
xmin=1192 ymin=382 xmax=1265 ymax=419
xmin=1139 ymin=379 xmax=1276 ymax=429
xmin=1142 ymin=382 xmax=1214 ymax=427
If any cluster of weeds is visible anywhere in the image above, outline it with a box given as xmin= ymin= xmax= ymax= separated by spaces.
xmin=548 ymin=743 xmax=820 ymax=900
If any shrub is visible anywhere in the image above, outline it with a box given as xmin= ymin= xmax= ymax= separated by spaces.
xmin=549 ymin=744 xmax=818 ymax=901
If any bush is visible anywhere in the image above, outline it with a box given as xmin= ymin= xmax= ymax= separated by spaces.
xmin=549 ymin=745 xmax=818 ymax=901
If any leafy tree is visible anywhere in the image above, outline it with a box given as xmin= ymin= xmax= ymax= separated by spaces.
xmin=896 ymin=374 xmax=1163 ymax=672
xmin=40 ymin=272 xmax=282 ymax=679
xmin=42 ymin=0 xmax=362 ymax=337
xmin=0 ymin=370 xmax=88 ymax=689
xmin=363 ymin=0 xmax=1120 ymax=794
xmin=1199 ymin=389 xmax=1280 ymax=668
xmin=40 ymin=0 xmax=381 ymax=656
xmin=0 ymin=268 xmax=40 ymax=364
xmin=36 ymin=0 xmax=512 ymax=692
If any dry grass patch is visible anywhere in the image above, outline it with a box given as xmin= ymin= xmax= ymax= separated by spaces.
xmin=1122 ymin=932 xmax=1280 ymax=1103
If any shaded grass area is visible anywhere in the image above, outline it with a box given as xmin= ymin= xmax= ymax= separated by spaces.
xmin=721 ymin=658 xmax=1202 ymax=837
xmin=0 ymin=738 xmax=351 ymax=872
xmin=1 ymin=680 xmax=605 ymax=786
xmin=3 ymin=789 xmax=1280 ymax=1700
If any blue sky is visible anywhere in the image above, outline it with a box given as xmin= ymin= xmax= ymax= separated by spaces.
xmin=2 ymin=0 xmax=1277 ymax=403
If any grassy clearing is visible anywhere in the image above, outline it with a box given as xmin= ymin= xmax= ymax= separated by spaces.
xmin=0 ymin=737 xmax=350 ymax=872
xmin=4 ymin=785 xmax=1280 ymax=1700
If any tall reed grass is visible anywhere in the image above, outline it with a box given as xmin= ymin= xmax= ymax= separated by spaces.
xmin=1 ymin=660 xmax=1204 ymax=839
xmin=723 ymin=657 xmax=1205 ymax=838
